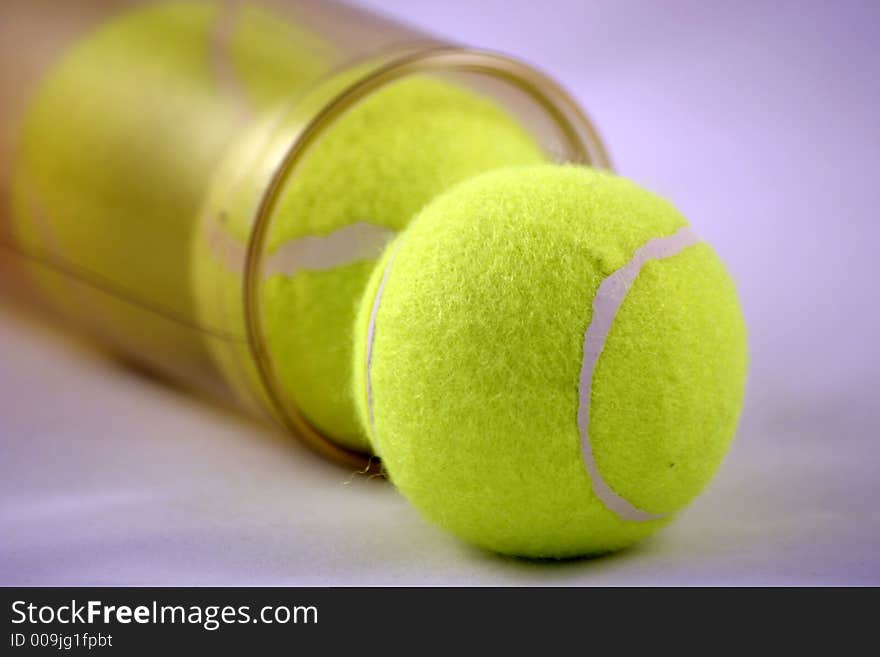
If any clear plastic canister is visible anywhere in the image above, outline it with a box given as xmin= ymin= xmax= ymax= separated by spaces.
xmin=0 ymin=0 xmax=611 ymax=468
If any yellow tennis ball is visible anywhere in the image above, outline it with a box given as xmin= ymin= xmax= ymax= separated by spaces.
xmin=255 ymin=77 xmax=546 ymax=451
xmin=12 ymin=2 xmax=229 ymax=351
xmin=354 ymin=165 xmax=748 ymax=558
xmin=12 ymin=0 xmax=333 ymax=371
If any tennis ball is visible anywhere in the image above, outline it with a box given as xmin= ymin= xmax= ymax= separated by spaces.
xmin=258 ymin=77 xmax=546 ymax=452
xmin=12 ymin=1 xmax=228 ymax=363
xmin=12 ymin=0 xmax=333 ymax=373
xmin=354 ymin=165 xmax=748 ymax=558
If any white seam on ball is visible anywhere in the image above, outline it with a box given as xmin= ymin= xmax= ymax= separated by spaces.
xmin=204 ymin=219 xmax=396 ymax=276
xmin=577 ymin=225 xmax=700 ymax=522
xmin=264 ymin=223 xmax=396 ymax=277
xmin=365 ymin=248 xmax=400 ymax=441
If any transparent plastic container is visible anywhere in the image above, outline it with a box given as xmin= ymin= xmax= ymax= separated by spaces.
xmin=0 ymin=0 xmax=611 ymax=468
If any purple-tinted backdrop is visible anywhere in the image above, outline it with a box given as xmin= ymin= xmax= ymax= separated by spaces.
xmin=1 ymin=0 xmax=877 ymax=584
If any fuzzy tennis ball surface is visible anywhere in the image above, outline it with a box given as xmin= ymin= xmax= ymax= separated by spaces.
xmin=354 ymin=165 xmax=748 ymax=558
xmin=13 ymin=0 xmax=333 ymax=370
xmin=260 ymin=77 xmax=545 ymax=452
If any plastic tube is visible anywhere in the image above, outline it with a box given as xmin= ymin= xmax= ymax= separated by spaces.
xmin=0 ymin=0 xmax=611 ymax=467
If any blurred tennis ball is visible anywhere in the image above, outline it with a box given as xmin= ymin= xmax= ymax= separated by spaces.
xmin=12 ymin=0 xmax=332 ymax=366
xmin=196 ymin=76 xmax=546 ymax=452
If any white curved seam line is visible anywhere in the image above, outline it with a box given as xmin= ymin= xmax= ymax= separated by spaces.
xmin=365 ymin=248 xmax=399 ymax=441
xmin=203 ymin=219 xmax=395 ymax=276
xmin=577 ymin=225 xmax=700 ymax=522
xmin=210 ymin=0 xmax=253 ymax=124
xmin=263 ymin=223 xmax=396 ymax=277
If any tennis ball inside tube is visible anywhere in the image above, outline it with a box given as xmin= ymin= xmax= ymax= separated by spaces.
xmin=12 ymin=0 xmax=334 ymax=364
xmin=257 ymin=77 xmax=545 ymax=452
xmin=12 ymin=1 xmax=230 ymax=339
xmin=354 ymin=165 xmax=748 ymax=558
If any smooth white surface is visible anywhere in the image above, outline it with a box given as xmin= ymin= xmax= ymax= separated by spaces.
xmin=1 ymin=308 xmax=877 ymax=585
xmin=2 ymin=0 xmax=879 ymax=585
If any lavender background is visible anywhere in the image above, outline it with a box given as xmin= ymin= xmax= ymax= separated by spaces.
xmin=1 ymin=0 xmax=878 ymax=584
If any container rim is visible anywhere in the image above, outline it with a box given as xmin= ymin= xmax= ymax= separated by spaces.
xmin=243 ymin=46 xmax=614 ymax=471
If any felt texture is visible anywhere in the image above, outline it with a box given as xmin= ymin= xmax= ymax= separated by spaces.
xmin=261 ymin=77 xmax=545 ymax=451
xmin=13 ymin=0 xmax=333 ymax=377
xmin=354 ymin=165 xmax=748 ymax=558
xmin=13 ymin=2 xmax=229 ymax=350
